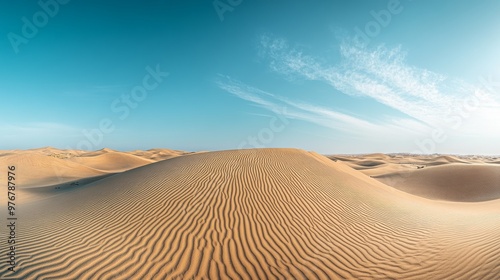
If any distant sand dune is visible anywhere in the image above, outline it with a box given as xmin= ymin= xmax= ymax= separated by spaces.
xmin=129 ymin=148 xmax=190 ymax=161
xmin=0 ymin=147 xmax=186 ymax=189
xmin=69 ymin=151 xmax=155 ymax=172
xmin=0 ymin=152 xmax=105 ymax=188
xmin=333 ymin=153 xmax=500 ymax=202
xmin=375 ymin=164 xmax=500 ymax=202
xmin=0 ymin=149 xmax=499 ymax=279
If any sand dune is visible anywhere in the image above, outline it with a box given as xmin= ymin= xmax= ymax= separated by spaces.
xmin=1 ymin=149 xmax=499 ymax=279
xmin=69 ymin=151 xmax=155 ymax=172
xmin=0 ymin=152 xmax=105 ymax=188
xmin=0 ymin=147 xmax=186 ymax=188
xmin=129 ymin=148 xmax=190 ymax=161
xmin=333 ymin=153 xmax=500 ymax=202
xmin=374 ymin=164 xmax=500 ymax=202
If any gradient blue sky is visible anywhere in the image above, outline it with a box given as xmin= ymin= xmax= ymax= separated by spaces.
xmin=1 ymin=0 xmax=500 ymax=154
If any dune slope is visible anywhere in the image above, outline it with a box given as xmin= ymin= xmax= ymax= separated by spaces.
xmin=0 ymin=152 xmax=106 ymax=187
xmin=375 ymin=164 xmax=500 ymax=202
xmin=1 ymin=149 xmax=499 ymax=279
xmin=69 ymin=151 xmax=155 ymax=172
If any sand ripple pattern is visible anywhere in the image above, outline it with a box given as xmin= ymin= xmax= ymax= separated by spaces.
xmin=1 ymin=149 xmax=499 ymax=279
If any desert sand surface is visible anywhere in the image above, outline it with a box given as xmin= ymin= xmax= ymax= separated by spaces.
xmin=330 ymin=153 xmax=500 ymax=202
xmin=0 ymin=147 xmax=188 ymax=189
xmin=0 ymin=148 xmax=499 ymax=279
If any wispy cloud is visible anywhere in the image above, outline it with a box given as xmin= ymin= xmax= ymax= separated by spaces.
xmin=217 ymin=35 xmax=500 ymax=153
xmin=216 ymin=75 xmax=427 ymax=138
xmin=216 ymin=75 xmax=283 ymax=114
xmin=259 ymin=35 xmax=500 ymax=128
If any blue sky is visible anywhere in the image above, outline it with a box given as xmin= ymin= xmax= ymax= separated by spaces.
xmin=1 ymin=0 xmax=500 ymax=154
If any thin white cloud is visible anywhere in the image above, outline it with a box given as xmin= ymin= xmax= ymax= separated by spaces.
xmin=216 ymin=76 xmax=425 ymax=138
xmin=215 ymin=75 xmax=282 ymax=114
xmin=218 ymin=36 xmax=500 ymax=153
xmin=259 ymin=35 xmax=500 ymax=129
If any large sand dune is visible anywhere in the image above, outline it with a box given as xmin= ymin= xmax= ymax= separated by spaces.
xmin=0 ymin=149 xmax=499 ymax=279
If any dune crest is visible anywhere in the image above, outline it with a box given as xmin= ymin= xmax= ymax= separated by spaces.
xmin=69 ymin=151 xmax=155 ymax=172
xmin=1 ymin=149 xmax=499 ymax=279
